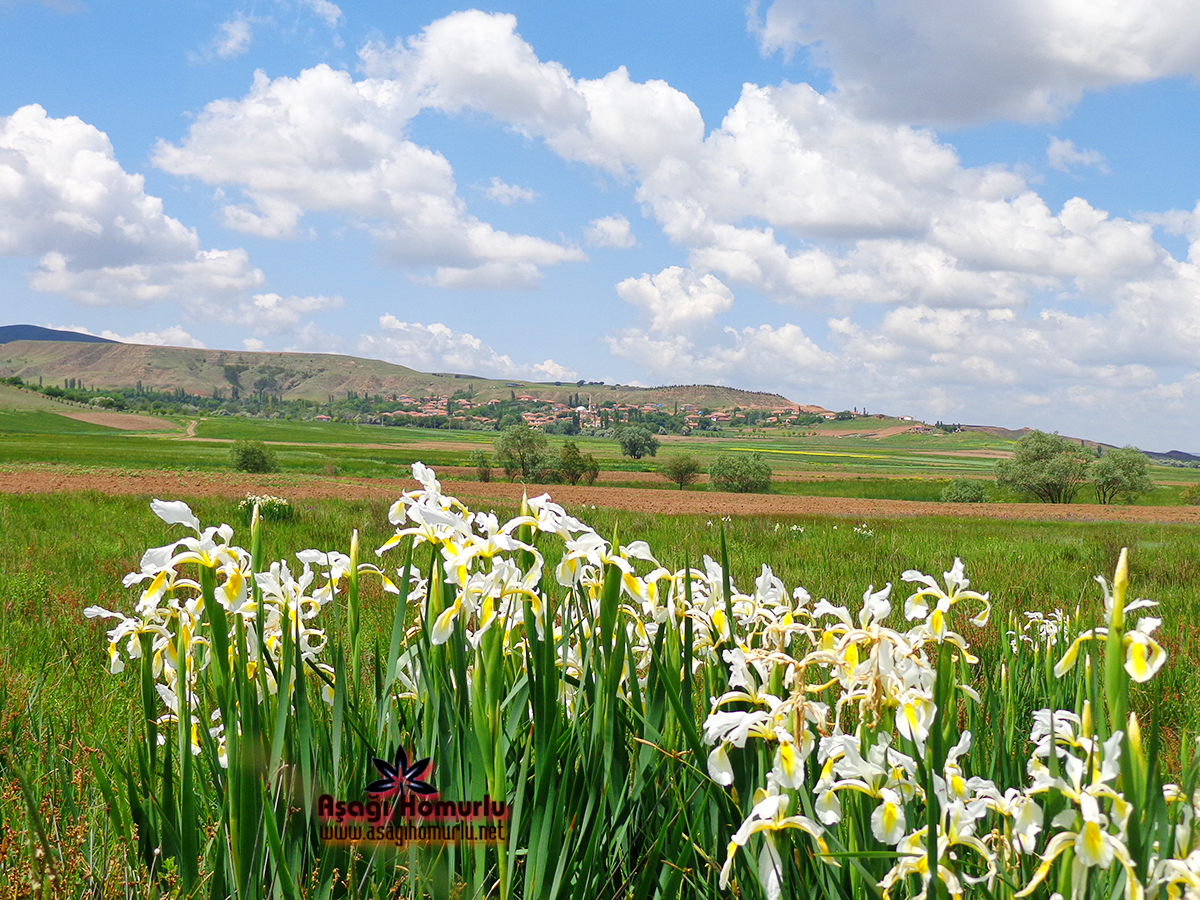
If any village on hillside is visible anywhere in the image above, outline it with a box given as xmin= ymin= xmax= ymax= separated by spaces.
xmin=1 ymin=369 xmax=934 ymax=436
xmin=341 ymin=391 xmax=848 ymax=434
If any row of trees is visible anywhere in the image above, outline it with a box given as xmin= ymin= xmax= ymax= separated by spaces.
xmin=473 ymin=425 xmax=601 ymax=485
xmin=476 ymin=425 xmax=1159 ymax=503
xmin=995 ymin=430 xmax=1152 ymax=504
xmin=660 ymin=452 xmax=772 ymax=493
xmin=469 ymin=424 xmax=774 ymax=493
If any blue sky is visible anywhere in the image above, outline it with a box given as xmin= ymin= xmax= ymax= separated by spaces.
xmin=4 ymin=0 xmax=1200 ymax=450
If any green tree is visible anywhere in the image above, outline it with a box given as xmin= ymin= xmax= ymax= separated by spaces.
xmin=469 ymin=449 xmax=493 ymax=483
xmin=994 ymin=430 xmax=1090 ymax=503
xmin=708 ymin=453 xmax=771 ymax=493
xmin=230 ymin=440 xmax=277 ymax=473
xmin=1089 ymin=446 xmax=1152 ymax=504
xmin=494 ymin=422 xmax=548 ymax=481
xmin=556 ymin=441 xmax=593 ymax=485
xmin=660 ymin=453 xmax=702 ymax=490
xmin=1180 ymin=483 xmax=1200 ymax=505
xmin=615 ymin=425 xmax=660 ymax=459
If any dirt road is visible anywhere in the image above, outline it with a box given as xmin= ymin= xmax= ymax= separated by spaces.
xmin=3 ymin=465 xmax=1198 ymax=525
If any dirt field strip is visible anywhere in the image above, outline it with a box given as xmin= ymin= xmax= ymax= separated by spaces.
xmin=57 ymin=410 xmax=182 ymax=431
xmin=3 ymin=465 xmax=1199 ymax=525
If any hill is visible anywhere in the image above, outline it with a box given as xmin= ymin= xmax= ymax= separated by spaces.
xmin=0 ymin=325 xmax=115 ymax=344
xmin=0 ymin=339 xmax=802 ymax=410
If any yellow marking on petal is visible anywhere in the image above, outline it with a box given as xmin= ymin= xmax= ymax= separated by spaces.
xmin=843 ymin=642 xmax=859 ymax=669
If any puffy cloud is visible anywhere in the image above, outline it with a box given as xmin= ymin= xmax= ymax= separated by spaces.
xmin=0 ymin=105 xmax=357 ymax=351
xmin=616 ymin=266 xmax=734 ymax=332
xmin=359 ymin=11 xmax=705 ymax=177
xmin=155 ymin=9 xmax=701 ymax=292
xmin=1 ymin=105 xmax=201 ymax=267
xmin=359 ymin=315 xmax=576 ymax=381
xmin=422 ymin=261 xmax=542 ymax=290
xmin=484 ymin=177 xmax=536 ymax=205
xmin=56 ymin=323 xmax=208 ymax=348
xmin=301 ymin=0 xmax=342 ymax=28
xmin=585 ymin=214 xmax=636 ymax=248
xmin=154 ymin=61 xmax=583 ymax=283
xmin=0 ymin=105 xmax=265 ymax=308
xmin=748 ymin=0 xmax=1200 ymax=125
xmin=1047 ymin=137 xmax=1109 ymax=174
xmin=213 ymin=15 xmax=253 ymax=59
xmin=639 ymin=82 xmax=974 ymax=243
xmin=228 ymin=292 xmax=345 ymax=335
xmin=28 ymin=247 xmax=263 ymax=308
xmin=103 ymin=325 xmax=208 ymax=348
xmin=608 ymin=321 xmax=835 ymax=388
xmin=630 ymin=84 xmax=1168 ymax=314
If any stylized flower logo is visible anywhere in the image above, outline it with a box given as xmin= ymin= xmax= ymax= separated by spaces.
xmin=365 ymin=744 xmax=436 ymax=799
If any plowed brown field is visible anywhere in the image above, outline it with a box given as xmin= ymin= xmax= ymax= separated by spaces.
xmin=3 ymin=465 xmax=1198 ymax=524
xmin=59 ymin=411 xmax=181 ymax=430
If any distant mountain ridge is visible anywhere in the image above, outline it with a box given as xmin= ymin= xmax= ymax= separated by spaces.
xmin=0 ymin=324 xmax=114 ymax=345
xmin=0 ymin=336 xmax=803 ymax=410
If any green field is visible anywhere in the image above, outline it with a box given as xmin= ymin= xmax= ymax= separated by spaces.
xmin=5 ymin=394 xmax=1200 ymax=504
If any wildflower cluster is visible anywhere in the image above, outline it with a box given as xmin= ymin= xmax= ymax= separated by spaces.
xmin=236 ymin=493 xmax=293 ymax=523
xmin=376 ymin=464 xmax=754 ymax=709
xmin=84 ymin=499 xmax=344 ymax=764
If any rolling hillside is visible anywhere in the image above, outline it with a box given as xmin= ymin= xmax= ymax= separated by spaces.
xmin=0 ymin=339 xmax=805 ymax=410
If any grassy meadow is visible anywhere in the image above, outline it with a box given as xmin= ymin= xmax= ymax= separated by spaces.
xmin=2 ymin=487 xmax=1200 ymax=896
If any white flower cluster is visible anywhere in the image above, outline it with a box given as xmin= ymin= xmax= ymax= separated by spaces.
xmin=236 ymin=492 xmax=293 ymax=522
xmin=699 ymin=551 xmax=1195 ymax=900
xmin=84 ymin=498 xmax=366 ymax=766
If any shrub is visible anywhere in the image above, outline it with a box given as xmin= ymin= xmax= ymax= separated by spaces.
xmin=581 ymin=452 xmax=600 ymax=485
xmin=230 ymin=439 xmax=277 ymax=473
xmin=708 ymin=452 xmax=771 ymax=493
xmin=940 ymin=478 xmax=988 ymax=503
xmin=1181 ymin=483 xmax=1200 ymax=505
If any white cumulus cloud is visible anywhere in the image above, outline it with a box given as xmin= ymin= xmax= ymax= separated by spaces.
xmin=0 ymin=105 xmax=264 ymax=308
xmin=211 ymin=14 xmax=253 ymax=60
xmin=225 ymin=292 xmax=345 ymax=335
xmin=484 ymin=177 xmax=536 ymax=205
xmin=1047 ymin=137 xmax=1110 ymax=174
xmin=55 ymin=323 xmax=208 ymax=348
xmin=585 ymin=214 xmax=636 ymax=248
xmin=748 ymin=0 xmax=1200 ymax=125
xmin=153 ymin=45 xmax=586 ymax=287
xmin=301 ymin=0 xmax=341 ymax=28
xmin=360 ymin=314 xmax=576 ymax=381
xmin=616 ymin=266 xmax=734 ymax=332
